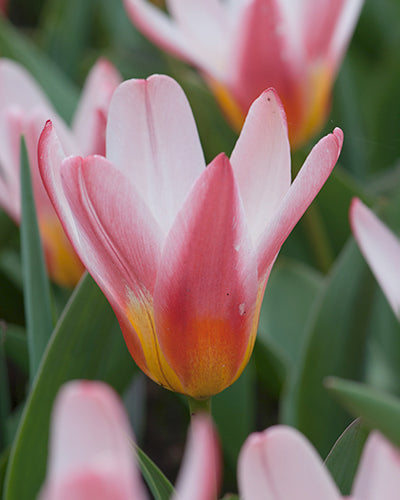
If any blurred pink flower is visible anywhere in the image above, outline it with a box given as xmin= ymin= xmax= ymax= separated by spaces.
xmin=39 ymin=75 xmax=342 ymax=398
xmin=39 ymin=380 xmax=220 ymax=500
xmin=0 ymin=0 xmax=7 ymax=15
xmin=123 ymin=0 xmax=363 ymax=148
xmin=350 ymin=198 xmax=400 ymax=320
xmin=0 ymin=58 xmax=120 ymax=287
xmin=238 ymin=425 xmax=400 ymax=500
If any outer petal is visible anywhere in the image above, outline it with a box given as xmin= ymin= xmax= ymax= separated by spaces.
xmin=173 ymin=416 xmax=220 ymax=500
xmin=0 ymin=58 xmax=52 ymax=111
xmin=123 ymin=0 xmax=196 ymax=64
xmin=0 ymin=109 xmax=23 ymax=221
xmin=38 ymin=381 xmax=146 ymax=500
xmin=350 ymin=198 xmax=400 ymax=319
xmin=72 ymin=58 xmax=121 ymax=157
xmin=230 ymin=88 xmax=291 ymax=249
xmin=257 ymin=128 xmax=343 ymax=282
xmin=106 ymin=75 xmax=205 ymax=235
xmin=39 ymin=124 xmax=150 ymax=380
xmin=238 ymin=426 xmax=341 ymax=500
xmin=228 ymin=0 xmax=304 ymax=123
xmin=352 ymin=432 xmax=400 ymax=499
xmin=153 ymin=154 xmax=258 ymax=398
xmin=325 ymin=0 xmax=364 ymax=72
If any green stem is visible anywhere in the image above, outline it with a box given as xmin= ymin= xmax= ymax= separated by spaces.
xmin=187 ymin=396 xmax=212 ymax=417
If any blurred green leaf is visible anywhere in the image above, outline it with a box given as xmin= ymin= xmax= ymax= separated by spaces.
xmin=2 ymin=324 xmax=28 ymax=374
xmin=0 ymin=334 xmax=10 ymax=450
xmin=213 ymin=362 xmax=255 ymax=468
xmin=0 ymin=268 xmax=24 ymax=326
xmin=20 ymin=139 xmax=53 ymax=383
xmin=287 ymin=240 xmax=374 ymax=456
xmin=326 ymin=377 xmax=400 ymax=449
xmin=135 ymin=444 xmax=174 ymax=500
xmin=0 ymin=16 xmax=78 ymax=122
xmin=325 ymin=419 xmax=369 ymax=495
xmin=3 ymin=273 xmax=137 ymax=500
xmin=39 ymin=0 xmax=93 ymax=78
xmin=256 ymin=258 xmax=322 ymax=399
xmin=0 ymin=212 xmax=18 ymax=251
xmin=0 ymin=447 xmax=10 ymax=495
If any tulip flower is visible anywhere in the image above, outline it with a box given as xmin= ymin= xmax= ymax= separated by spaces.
xmin=39 ymin=380 xmax=220 ymax=500
xmin=350 ymin=198 xmax=400 ymax=320
xmin=123 ymin=0 xmax=363 ymax=148
xmin=0 ymin=58 xmax=120 ymax=287
xmin=238 ymin=425 xmax=400 ymax=499
xmin=39 ymin=74 xmax=342 ymax=400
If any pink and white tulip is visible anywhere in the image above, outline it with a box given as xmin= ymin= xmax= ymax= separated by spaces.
xmin=123 ymin=0 xmax=363 ymax=148
xmin=238 ymin=425 xmax=400 ymax=499
xmin=39 ymin=75 xmax=342 ymax=399
xmin=39 ymin=380 xmax=220 ymax=500
xmin=0 ymin=58 xmax=120 ymax=287
xmin=350 ymin=198 xmax=400 ymax=320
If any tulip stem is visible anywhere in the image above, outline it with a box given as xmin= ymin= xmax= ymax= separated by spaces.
xmin=187 ymin=396 xmax=212 ymax=416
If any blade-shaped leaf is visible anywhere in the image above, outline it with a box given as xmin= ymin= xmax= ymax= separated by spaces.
xmin=20 ymin=139 xmax=53 ymax=383
xmin=326 ymin=377 xmax=400 ymax=449
xmin=285 ymin=240 xmax=374 ymax=456
xmin=325 ymin=418 xmax=369 ymax=495
xmin=3 ymin=273 xmax=137 ymax=500
xmin=135 ymin=444 xmax=174 ymax=500
xmin=2 ymin=324 xmax=28 ymax=374
xmin=0 ymin=332 xmax=10 ymax=450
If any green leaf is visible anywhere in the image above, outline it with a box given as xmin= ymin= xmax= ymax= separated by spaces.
xmin=256 ymin=258 xmax=322 ymax=399
xmin=287 ymin=240 xmax=375 ymax=456
xmin=213 ymin=362 xmax=255 ymax=468
xmin=325 ymin=419 xmax=369 ymax=495
xmin=0 ymin=447 xmax=10 ymax=495
xmin=3 ymin=273 xmax=137 ymax=500
xmin=0 ymin=16 xmax=78 ymax=122
xmin=326 ymin=377 xmax=400 ymax=448
xmin=135 ymin=444 xmax=174 ymax=500
xmin=2 ymin=324 xmax=28 ymax=374
xmin=20 ymin=139 xmax=53 ymax=383
xmin=39 ymin=0 xmax=93 ymax=78
xmin=0 ymin=333 xmax=10 ymax=450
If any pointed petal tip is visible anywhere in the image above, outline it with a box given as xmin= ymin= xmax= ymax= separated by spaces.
xmin=252 ymin=87 xmax=289 ymax=134
xmin=333 ymin=127 xmax=344 ymax=149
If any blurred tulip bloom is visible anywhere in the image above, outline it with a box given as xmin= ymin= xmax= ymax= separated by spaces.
xmin=238 ymin=425 xmax=400 ymax=499
xmin=350 ymin=198 xmax=400 ymax=320
xmin=39 ymin=75 xmax=342 ymax=399
xmin=39 ymin=380 xmax=220 ymax=500
xmin=123 ymin=0 xmax=363 ymax=148
xmin=0 ymin=58 xmax=120 ymax=287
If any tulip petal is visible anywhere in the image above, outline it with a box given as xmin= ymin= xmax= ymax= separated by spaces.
xmin=154 ymin=154 xmax=258 ymax=398
xmin=326 ymin=0 xmax=364 ymax=71
xmin=352 ymin=431 xmax=400 ymax=500
xmin=257 ymin=128 xmax=343 ymax=281
xmin=123 ymin=0 xmax=194 ymax=63
xmin=72 ymin=59 xmax=121 ymax=157
xmin=0 ymin=58 xmax=52 ymax=111
xmin=238 ymin=426 xmax=341 ymax=500
xmin=173 ymin=416 xmax=220 ymax=500
xmin=350 ymin=198 xmax=400 ymax=319
xmin=0 ymin=109 xmax=23 ymax=221
xmin=229 ymin=0 xmax=304 ymax=118
xmin=39 ymin=381 xmax=146 ymax=500
xmin=165 ymin=0 xmax=230 ymax=76
xmin=230 ymin=88 xmax=291 ymax=248
xmin=106 ymin=75 xmax=205 ymax=235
